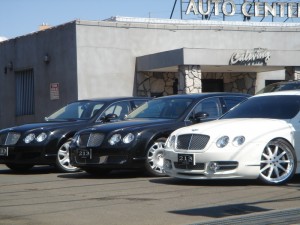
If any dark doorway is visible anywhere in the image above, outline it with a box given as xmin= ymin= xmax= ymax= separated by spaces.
xmin=151 ymin=92 xmax=163 ymax=97
xmin=265 ymin=80 xmax=284 ymax=86
xmin=202 ymin=79 xmax=224 ymax=92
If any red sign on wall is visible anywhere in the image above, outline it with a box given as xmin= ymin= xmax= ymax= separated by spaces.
xmin=50 ymin=83 xmax=59 ymax=100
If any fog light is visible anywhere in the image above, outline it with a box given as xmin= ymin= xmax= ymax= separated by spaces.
xmin=208 ymin=162 xmax=220 ymax=173
xmin=164 ymin=159 xmax=172 ymax=169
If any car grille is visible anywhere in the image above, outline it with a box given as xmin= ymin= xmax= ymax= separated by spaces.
xmin=78 ymin=133 xmax=105 ymax=147
xmin=0 ymin=132 xmax=21 ymax=145
xmin=176 ymin=134 xmax=209 ymax=150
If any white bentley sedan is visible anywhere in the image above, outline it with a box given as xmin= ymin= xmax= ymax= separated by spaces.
xmin=164 ymin=91 xmax=300 ymax=185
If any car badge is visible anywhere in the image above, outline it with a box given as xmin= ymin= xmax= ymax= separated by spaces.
xmin=192 ymin=129 xmax=198 ymax=132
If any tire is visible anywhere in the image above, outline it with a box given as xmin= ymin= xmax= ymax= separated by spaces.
xmin=56 ymin=139 xmax=80 ymax=173
xmin=6 ymin=163 xmax=34 ymax=172
xmin=145 ymin=138 xmax=167 ymax=177
xmin=259 ymin=139 xmax=296 ymax=185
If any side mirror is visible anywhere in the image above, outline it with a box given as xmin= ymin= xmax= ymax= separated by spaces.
xmin=101 ymin=113 xmax=119 ymax=122
xmin=191 ymin=112 xmax=209 ymax=123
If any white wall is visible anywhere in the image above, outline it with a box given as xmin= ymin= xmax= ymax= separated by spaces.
xmin=255 ymin=70 xmax=285 ymax=93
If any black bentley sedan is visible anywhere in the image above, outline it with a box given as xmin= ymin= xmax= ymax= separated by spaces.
xmin=0 ymin=97 xmax=150 ymax=173
xmin=69 ymin=93 xmax=250 ymax=177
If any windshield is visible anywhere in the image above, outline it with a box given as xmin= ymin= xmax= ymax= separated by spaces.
xmin=221 ymin=95 xmax=300 ymax=120
xmin=126 ymin=98 xmax=193 ymax=119
xmin=46 ymin=101 xmax=106 ymax=121
xmin=257 ymin=82 xmax=300 ymax=94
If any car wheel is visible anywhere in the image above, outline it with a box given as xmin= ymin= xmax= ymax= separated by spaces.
xmin=259 ymin=139 xmax=296 ymax=185
xmin=5 ymin=163 xmax=34 ymax=172
xmin=145 ymin=138 xmax=167 ymax=177
xmin=56 ymin=139 xmax=80 ymax=173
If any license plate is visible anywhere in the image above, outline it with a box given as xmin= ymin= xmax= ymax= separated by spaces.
xmin=78 ymin=149 xmax=92 ymax=159
xmin=178 ymin=154 xmax=194 ymax=166
xmin=0 ymin=147 xmax=8 ymax=156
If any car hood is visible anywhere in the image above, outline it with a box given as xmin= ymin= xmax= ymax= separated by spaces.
xmin=80 ymin=118 xmax=176 ymax=133
xmin=173 ymin=118 xmax=293 ymax=140
xmin=0 ymin=120 xmax=87 ymax=133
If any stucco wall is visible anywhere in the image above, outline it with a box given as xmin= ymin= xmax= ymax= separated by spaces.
xmin=0 ymin=22 xmax=77 ymax=128
xmin=75 ymin=19 xmax=300 ymax=100
xmin=1 ymin=18 xmax=300 ymax=128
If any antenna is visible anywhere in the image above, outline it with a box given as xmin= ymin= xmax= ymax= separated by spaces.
xmin=170 ymin=0 xmax=178 ymax=19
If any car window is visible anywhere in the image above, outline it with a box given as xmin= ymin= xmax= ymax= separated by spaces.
xmin=101 ymin=101 xmax=131 ymax=120
xmin=222 ymin=95 xmax=300 ymax=119
xmin=127 ymin=98 xmax=193 ymax=119
xmin=90 ymin=104 xmax=105 ymax=118
xmin=46 ymin=101 xmax=105 ymax=121
xmin=132 ymin=100 xmax=147 ymax=110
xmin=223 ymin=97 xmax=247 ymax=110
xmin=189 ymin=97 xmax=222 ymax=120
xmin=257 ymin=82 xmax=300 ymax=94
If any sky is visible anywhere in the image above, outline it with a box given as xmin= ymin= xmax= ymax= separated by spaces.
xmin=0 ymin=0 xmax=181 ymax=39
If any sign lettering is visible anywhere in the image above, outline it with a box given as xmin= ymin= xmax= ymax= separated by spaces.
xmin=230 ymin=48 xmax=271 ymax=65
xmin=186 ymin=0 xmax=300 ymax=19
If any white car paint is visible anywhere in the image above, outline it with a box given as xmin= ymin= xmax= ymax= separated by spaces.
xmin=164 ymin=91 xmax=300 ymax=184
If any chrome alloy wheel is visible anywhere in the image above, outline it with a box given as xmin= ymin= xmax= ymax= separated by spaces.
xmin=145 ymin=138 xmax=166 ymax=177
xmin=56 ymin=140 xmax=80 ymax=172
xmin=259 ymin=139 xmax=296 ymax=185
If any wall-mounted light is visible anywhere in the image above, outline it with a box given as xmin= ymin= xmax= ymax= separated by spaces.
xmin=4 ymin=61 xmax=13 ymax=74
xmin=8 ymin=61 xmax=13 ymax=71
xmin=44 ymin=54 xmax=50 ymax=64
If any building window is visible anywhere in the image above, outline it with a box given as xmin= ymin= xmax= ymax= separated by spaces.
xmin=15 ymin=69 xmax=35 ymax=116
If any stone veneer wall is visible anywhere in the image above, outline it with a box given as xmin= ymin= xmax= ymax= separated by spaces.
xmin=202 ymin=72 xmax=256 ymax=95
xmin=286 ymin=67 xmax=300 ymax=80
xmin=137 ymin=71 xmax=257 ymax=96
xmin=178 ymin=65 xmax=202 ymax=94
xmin=137 ymin=72 xmax=178 ymax=97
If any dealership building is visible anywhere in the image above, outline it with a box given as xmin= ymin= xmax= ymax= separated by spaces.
xmin=1 ymin=0 xmax=300 ymax=128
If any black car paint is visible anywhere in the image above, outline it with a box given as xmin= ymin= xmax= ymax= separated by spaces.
xmin=0 ymin=97 xmax=150 ymax=168
xmin=69 ymin=93 xmax=250 ymax=173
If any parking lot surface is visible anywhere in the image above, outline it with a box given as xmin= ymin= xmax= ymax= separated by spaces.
xmin=1 ymin=165 xmax=300 ymax=225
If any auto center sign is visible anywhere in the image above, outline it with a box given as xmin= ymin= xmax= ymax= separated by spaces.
xmin=186 ymin=0 xmax=300 ymax=18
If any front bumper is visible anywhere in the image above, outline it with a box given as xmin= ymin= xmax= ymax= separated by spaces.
xmin=0 ymin=145 xmax=56 ymax=165
xmin=69 ymin=145 xmax=145 ymax=169
xmin=163 ymin=143 xmax=262 ymax=180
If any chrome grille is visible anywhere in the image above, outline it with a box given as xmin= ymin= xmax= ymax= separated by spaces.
xmin=0 ymin=132 xmax=21 ymax=145
xmin=78 ymin=133 xmax=104 ymax=147
xmin=78 ymin=134 xmax=90 ymax=147
xmin=177 ymin=134 xmax=209 ymax=150
xmin=87 ymin=133 xmax=104 ymax=147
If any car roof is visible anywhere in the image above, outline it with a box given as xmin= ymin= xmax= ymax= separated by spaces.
xmin=73 ymin=96 xmax=151 ymax=103
xmin=154 ymin=92 xmax=251 ymax=100
xmin=270 ymin=80 xmax=300 ymax=85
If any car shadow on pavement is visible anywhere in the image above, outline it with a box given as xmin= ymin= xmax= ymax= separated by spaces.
xmin=0 ymin=165 xmax=59 ymax=175
xmin=57 ymin=169 xmax=149 ymax=179
xmin=149 ymin=174 xmax=300 ymax=187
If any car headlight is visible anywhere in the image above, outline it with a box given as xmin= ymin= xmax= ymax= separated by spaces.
xmin=123 ymin=133 xmax=135 ymax=144
xmin=24 ymin=133 xmax=36 ymax=144
xmin=109 ymin=134 xmax=122 ymax=145
xmin=216 ymin=136 xmax=229 ymax=148
xmin=232 ymin=136 xmax=245 ymax=146
xmin=36 ymin=132 xmax=47 ymax=142
xmin=165 ymin=135 xmax=176 ymax=149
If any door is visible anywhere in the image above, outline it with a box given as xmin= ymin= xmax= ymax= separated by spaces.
xmin=202 ymin=79 xmax=224 ymax=92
